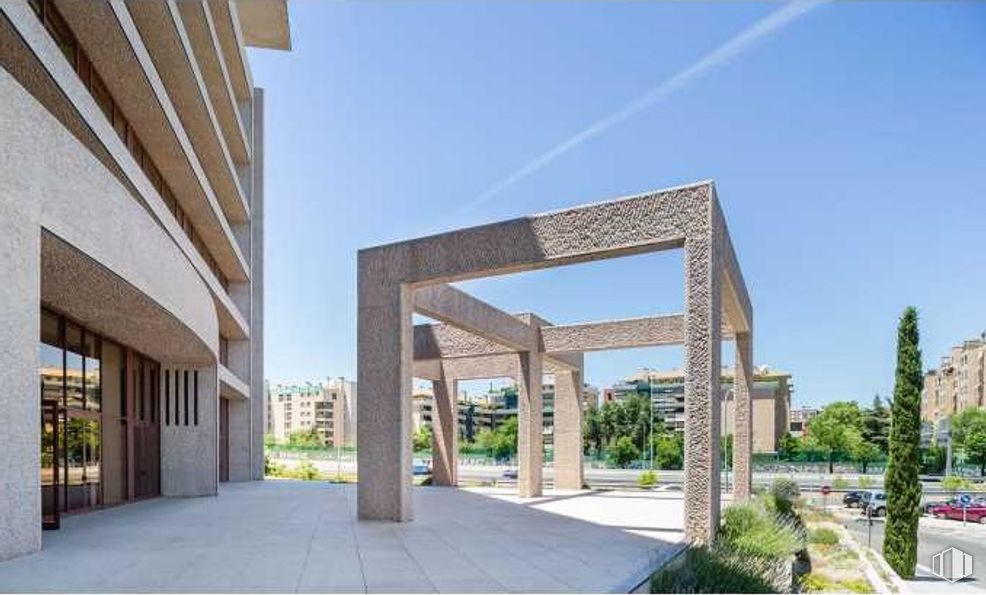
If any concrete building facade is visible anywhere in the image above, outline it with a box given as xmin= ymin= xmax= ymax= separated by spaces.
xmin=614 ymin=367 xmax=792 ymax=453
xmin=0 ymin=0 xmax=289 ymax=561
xmin=789 ymin=406 xmax=820 ymax=438
xmin=922 ymin=337 xmax=986 ymax=423
xmin=266 ymin=377 xmax=355 ymax=447
xmin=357 ymin=182 xmax=754 ymax=543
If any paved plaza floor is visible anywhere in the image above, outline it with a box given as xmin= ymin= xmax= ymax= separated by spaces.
xmin=0 ymin=482 xmax=686 ymax=593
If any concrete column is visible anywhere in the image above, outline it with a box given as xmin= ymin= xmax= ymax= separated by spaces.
xmin=357 ymin=272 xmax=413 ymax=520
xmin=733 ymin=331 xmax=753 ymax=501
xmin=683 ymin=218 xmax=723 ymax=544
xmin=553 ymin=368 xmax=584 ymax=490
xmin=249 ymin=88 xmax=265 ymax=480
xmin=160 ymin=365 xmax=219 ymax=497
xmin=431 ymin=368 xmax=458 ymax=486
xmin=0 ymin=194 xmax=41 ymax=561
xmin=227 ymin=397 xmax=251 ymax=481
xmin=517 ymin=351 xmax=544 ymax=498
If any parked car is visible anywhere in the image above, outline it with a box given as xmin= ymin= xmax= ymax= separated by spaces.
xmin=930 ymin=499 xmax=986 ymax=524
xmin=924 ymin=497 xmax=957 ymax=515
xmin=412 ymin=459 xmax=431 ymax=476
xmin=860 ymin=490 xmax=887 ymax=517
xmin=843 ymin=491 xmax=866 ymax=508
xmin=501 ymin=469 xmax=518 ymax=479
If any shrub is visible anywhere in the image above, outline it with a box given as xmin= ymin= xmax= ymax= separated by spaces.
xmin=650 ymin=546 xmax=781 ymax=593
xmin=720 ymin=502 xmax=805 ymax=561
xmin=942 ymin=475 xmax=971 ymax=495
xmin=292 ymin=458 xmax=320 ymax=480
xmin=832 ymin=477 xmax=849 ymax=490
xmin=808 ymin=527 xmax=840 ymax=546
xmin=639 ymin=470 xmax=658 ymax=488
xmin=858 ymin=476 xmax=873 ymax=489
xmin=264 ymin=455 xmax=284 ymax=477
xmin=767 ymin=478 xmax=801 ymax=517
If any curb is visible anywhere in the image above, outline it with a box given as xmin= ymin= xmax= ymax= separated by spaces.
xmin=621 ymin=540 xmax=689 ymax=594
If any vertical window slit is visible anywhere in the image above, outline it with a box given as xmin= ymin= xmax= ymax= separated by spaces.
xmin=194 ymin=371 xmax=199 ymax=426
xmin=183 ymin=370 xmax=189 ymax=426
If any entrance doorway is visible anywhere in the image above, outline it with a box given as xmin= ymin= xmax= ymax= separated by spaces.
xmin=219 ymin=398 xmax=229 ymax=482
xmin=39 ymin=308 xmax=161 ymax=530
xmin=41 ymin=399 xmax=59 ymax=530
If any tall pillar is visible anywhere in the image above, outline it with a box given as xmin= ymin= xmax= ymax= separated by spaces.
xmin=357 ymin=267 xmax=413 ymax=520
xmin=0 ymin=194 xmax=41 ymax=561
xmin=431 ymin=367 xmax=458 ymax=486
xmin=553 ymin=367 xmax=584 ymax=490
xmin=683 ymin=212 xmax=724 ymax=544
xmin=517 ymin=351 xmax=544 ymax=497
xmin=733 ymin=331 xmax=753 ymax=500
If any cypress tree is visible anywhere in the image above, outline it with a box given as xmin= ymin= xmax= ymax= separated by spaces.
xmin=883 ymin=307 xmax=922 ymax=578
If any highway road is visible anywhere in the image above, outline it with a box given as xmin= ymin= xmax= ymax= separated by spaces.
xmin=274 ymin=454 xmax=967 ymax=494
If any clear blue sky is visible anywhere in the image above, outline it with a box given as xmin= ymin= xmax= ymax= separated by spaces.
xmin=250 ymin=1 xmax=986 ymax=408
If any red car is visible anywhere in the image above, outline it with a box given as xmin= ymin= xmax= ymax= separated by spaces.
xmin=930 ymin=502 xmax=986 ymax=524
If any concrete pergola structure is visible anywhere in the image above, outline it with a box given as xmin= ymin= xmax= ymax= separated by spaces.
xmin=357 ymin=181 xmax=753 ymax=543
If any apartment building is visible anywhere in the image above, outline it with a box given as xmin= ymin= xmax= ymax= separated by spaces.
xmin=616 ymin=367 xmax=793 ymax=453
xmin=922 ymin=336 xmax=986 ymax=423
xmin=266 ymin=378 xmax=356 ymax=447
xmin=0 ymin=0 xmax=289 ymax=561
xmin=789 ymin=406 xmax=820 ymax=437
xmin=413 ymin=382 xmax=598 ymax=445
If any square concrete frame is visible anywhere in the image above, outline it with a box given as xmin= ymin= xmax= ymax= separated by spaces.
xmin=357 ymin=181 xmax=752 ymax=543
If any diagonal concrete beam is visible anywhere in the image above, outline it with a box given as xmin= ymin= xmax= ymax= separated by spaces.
xmin=413 ymin=284 xmax=537 ymax=352
xmin=541 ymin=315 xmax=734 ymax=353
xmin=414 ymin=315 xmax=735 ymax=362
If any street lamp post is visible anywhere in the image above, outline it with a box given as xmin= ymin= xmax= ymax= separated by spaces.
xmin=648 ymin=370 xmax=655 ymax=470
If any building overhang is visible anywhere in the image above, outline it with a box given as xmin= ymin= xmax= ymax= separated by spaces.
xmin=235 ymin=0 xmax=291 ymax=50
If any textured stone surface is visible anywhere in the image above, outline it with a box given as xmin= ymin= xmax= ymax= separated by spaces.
xmin=126 ymin=0 xmax=249 ymax=224
xmin=431 ymin=366 xmax=458 ymax=486
xmin=0 ymin=0 xmax=271 ymax=559
xmin=0 ymin=5 xmax=246 ymax=338
xmin=516 ymin=351 xmax=544 ymax=498
xmin=414 ymin=284 xmax=537 ymax=352
xmin=358 ymin=181 xmax=752 ymax=542
xmin=682 ymin=191 xmax=722 ymax=544
xmin=733 ymin=332 xmax=753 ymax=500
xmin=55 ymin=1 xmax=249 ymax=282
xmin=356 ymin=272 xmax=413 ymax=520
xmin=553 ymin=366 xmax=585 ymax=490
xmin=161 ymin=366 xmax=219 ymax=496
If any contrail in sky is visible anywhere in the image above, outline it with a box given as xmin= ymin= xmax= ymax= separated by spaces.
xmin=460 ymin=1 xmax=825 ymax=213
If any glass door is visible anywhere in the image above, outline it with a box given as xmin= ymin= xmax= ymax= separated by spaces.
xmin=41 ymin=399 xmax=59 ymax=530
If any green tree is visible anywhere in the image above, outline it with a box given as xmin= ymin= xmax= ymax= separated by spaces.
xmin=477 ymin=416 xmax=518 ymax=461
xmin=852 ymin=440 xmax=882 ymax=474
xmin=654 ymin=431 xmax=684 ymax=470
xmin=951 ymin=408 xmax=986 ymax=476
xmin=583 ymin=405 xmax=605 ymax=456
xmin=778 ymin=431 xmax=800 ymax=461
xmin=287 ymin=428 xmax=323 ymax=448
xmin=608 ymin=435 xmax=640 ymax=468
xmin=862 ymin=395 xmax=892 ymax=454
xmin=721 ymin=433 xmax=734 ymax=469
xmin=805 ymin=401 xmax=863 ymax=473
xmin=412 ymin=425 xmax=432 ymax=452
xmin=883 ymin=307 xmax=923 ymax=579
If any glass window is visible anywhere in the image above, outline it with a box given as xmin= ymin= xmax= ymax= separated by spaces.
xmin=64 ymin=322 xmax=84 ymax=410
xmin=40 ymin=311 xmax=63 ymax=406
xmin=84 ymin=331 xmax=100 ymax=412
